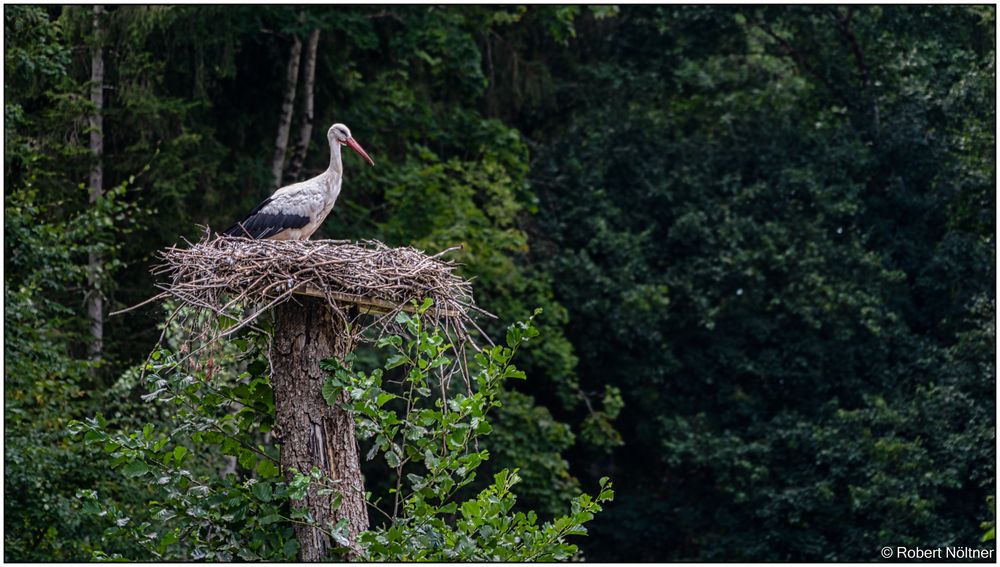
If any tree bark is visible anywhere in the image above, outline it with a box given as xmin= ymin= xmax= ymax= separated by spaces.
xmin=87 ymin=4 xmax=106 ymax=360
xmin=271 ymin=33 xmax=303 ymax=189
xmin=286 ymin=26 xmax=321 ymax=182
xmin=270 ymin=298 xmax=369 ymax=561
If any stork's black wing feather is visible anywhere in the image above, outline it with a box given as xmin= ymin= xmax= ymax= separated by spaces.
xmin=222 ymin=197 xmax=310 ymax=239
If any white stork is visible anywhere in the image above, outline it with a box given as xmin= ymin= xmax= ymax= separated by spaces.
xmin=223 ymin=123 xmax=374 ymax=240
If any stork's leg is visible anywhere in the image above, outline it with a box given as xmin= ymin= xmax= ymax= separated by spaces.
xmin=299 ymin=221 xmax=321 ymax=241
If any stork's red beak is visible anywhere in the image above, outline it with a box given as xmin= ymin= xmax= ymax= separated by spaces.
xmin=345 ymin=137 xmax=375 ymax=167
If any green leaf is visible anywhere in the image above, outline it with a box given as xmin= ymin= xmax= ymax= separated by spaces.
xmin=377 ymin=335 xmax=402 ymax=348
xmin=218 ymin=315 xmax=237 ymax=330
xmin=506 ymin=326 xmax=521 ymax=347
xmin=385 ymin=451 xmax=401 ymax=468
xmin=238 ymin=448 xmax=257 ymax=470
xmin=120 ymin=460 xmax=149 ymax=478
xmin=256 ymin=459 xmax=280 ymax=479
xmin=251 ymin=481 xmax=273 ymax=502
xmin=288 ymin=473 xmax=311 ymax=499
xmin=461 ymin=500 xmax=481 ymax=520
xmin=153 ymin=436 xmax=169 ymax=452
xmin=503 ymin=367 xmax=526 ymax=380
xmin=258 ymin=514 xmax=281 ymax=526
xmin=386 ymin=354 xmax=407 ymax=369
xmin=322 ymin=379 xmax=341 ymax=406
xmin=173 ymin=445 xmax=188 ymax=464
xmin=319 ymin=358 xmax=344 ymax=372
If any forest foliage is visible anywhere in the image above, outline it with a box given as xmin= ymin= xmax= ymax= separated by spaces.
xmin=4 ymin=5 xmax=995 ymax=561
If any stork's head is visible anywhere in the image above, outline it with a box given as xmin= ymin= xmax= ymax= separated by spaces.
xmin=328 ymin=123 xmax=374 ymax=167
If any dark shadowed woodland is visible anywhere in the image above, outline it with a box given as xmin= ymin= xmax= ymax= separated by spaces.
xmin=4 ymin=5 xmax=996 ymax=561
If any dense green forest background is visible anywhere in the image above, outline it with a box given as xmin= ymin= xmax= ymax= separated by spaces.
xmin=4 ymin=4 xmax=995 ymax=561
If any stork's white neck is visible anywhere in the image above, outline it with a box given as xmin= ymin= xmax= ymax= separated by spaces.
xmin=326 ymin=140 xmax=343 ymax=178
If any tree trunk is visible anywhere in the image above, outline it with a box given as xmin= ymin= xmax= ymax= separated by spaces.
xmin=271 ymin=33 xmax=303 ymax=189
xmin=270 ymin=298 xmax=369 ymax=561
xmin=833 ymin=7 xmax=880 ymax=140
xmin=87 ymin=4 xmax=105 ymax=360
xmin=286 ymin=26 xmax=321 ymax=182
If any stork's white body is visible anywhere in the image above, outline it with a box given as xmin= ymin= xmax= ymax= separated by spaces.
xmin=223 ymin=123 xmax=372 ymax=241
xmin=254 ymin=168 xmax=342 ymax=241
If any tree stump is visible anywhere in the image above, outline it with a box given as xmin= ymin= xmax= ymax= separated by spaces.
xmin=270 ymin=297 xmax=368 ymax=561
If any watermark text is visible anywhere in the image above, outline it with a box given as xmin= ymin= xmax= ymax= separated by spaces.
xmin=881 ymin=546 xmax=994 ymax=560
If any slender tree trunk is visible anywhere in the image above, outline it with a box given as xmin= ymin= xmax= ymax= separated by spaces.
xmin=87 ymin=5 xmax=106 ymax=360
xmin=833 ymin=7 xmax=880 ymax=140
xmin=271 ymin=34 xmax=303 ymax=189
xmin=270 ymin=298 xmax=369 ymax=561
xmin=286 ymin=27 xmax=321 ymax=182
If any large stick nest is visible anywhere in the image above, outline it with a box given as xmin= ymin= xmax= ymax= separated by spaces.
xmin=129 ymin=234 xmax=490 ymax=355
